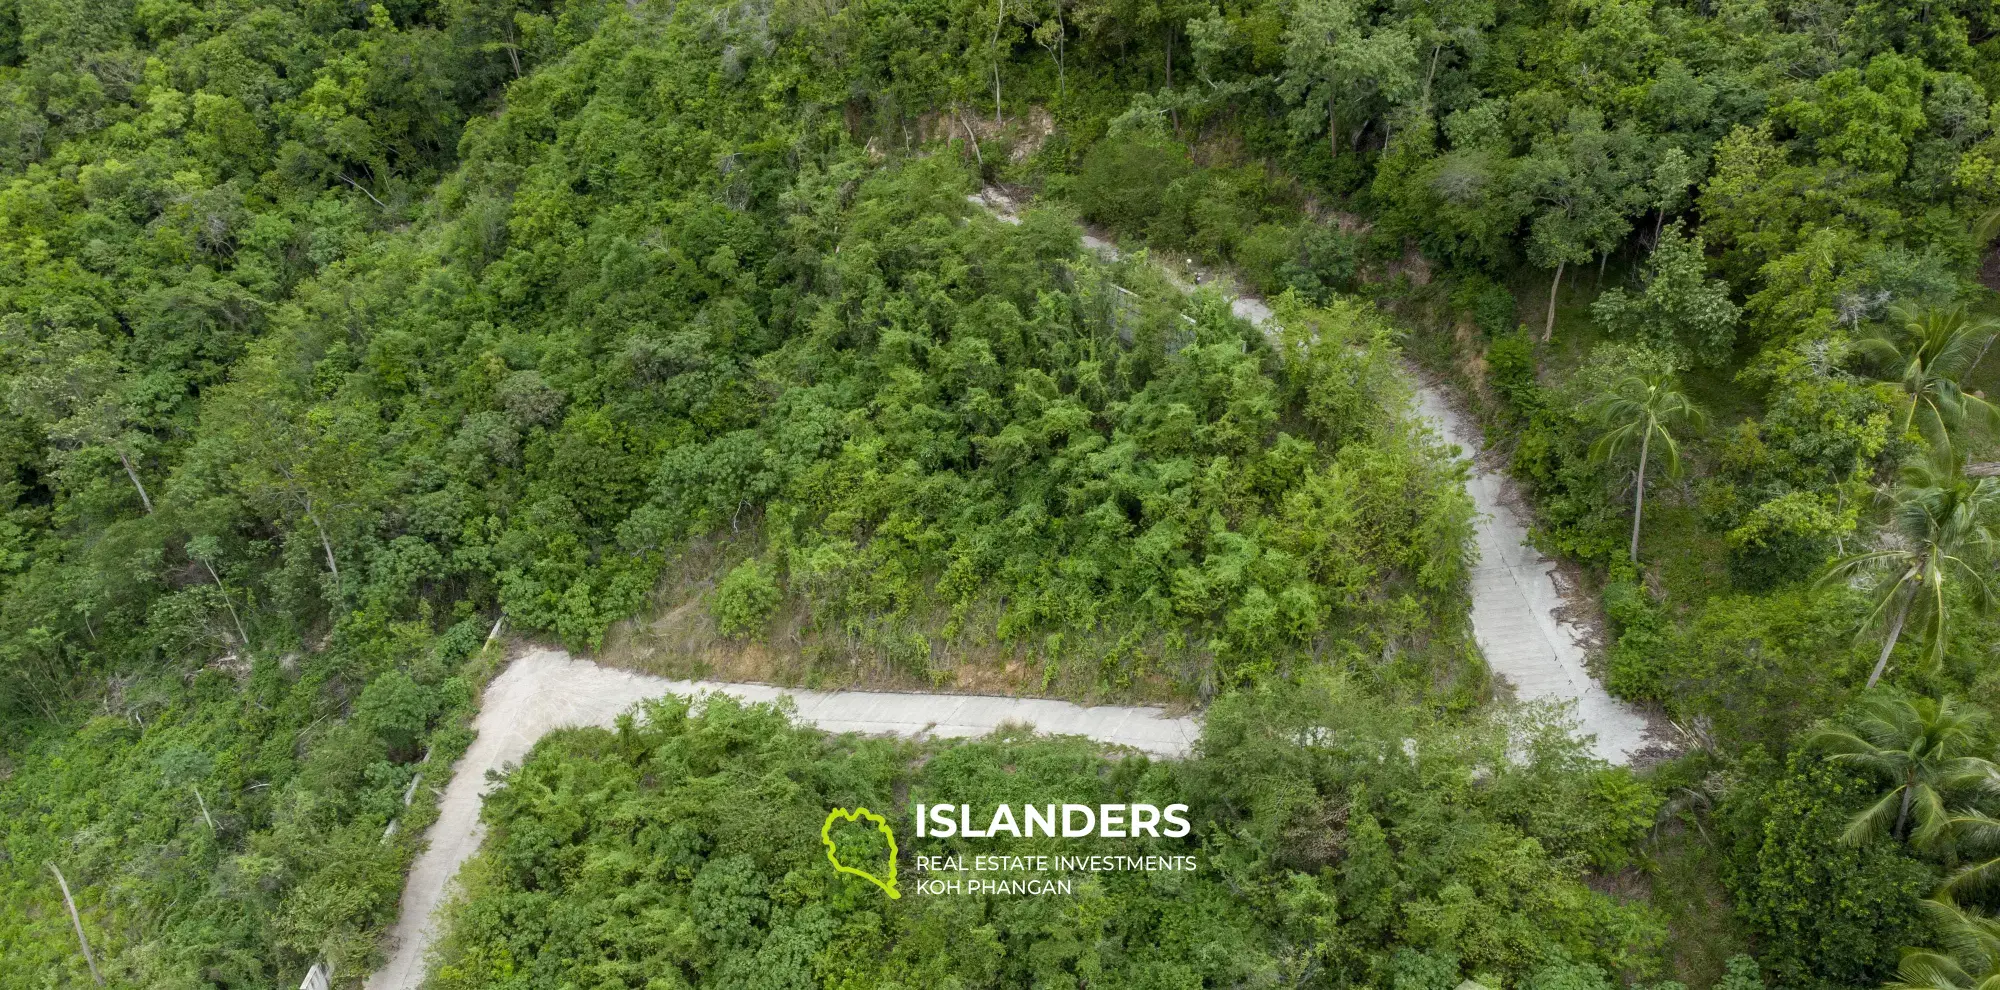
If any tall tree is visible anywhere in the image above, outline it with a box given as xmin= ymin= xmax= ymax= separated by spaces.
xmin=1856 ymin=304 xmax=2000 ymax=457
xmin=1805 ymin=693 xmax=1994 ymax=850
xmin=1396 ymin=0 xmax=1494 ymax=110
xmin=1513 ymin=111 xmax=1649 ymax=340
xmin=1 ymin=324 xmax=156 ymax=515
xmin=1819 ymin=454 xmax=2000 ymax=689
xmin=1278 ymin=0 xmax=1419 ymax=159
xmin=1590 ymin=222 xmax=1741 ymax=366
xmin=1587 ymin=370 xmax=1706 ymax=564
xmin=1887 ymin=899 xmax=2000 ymax=990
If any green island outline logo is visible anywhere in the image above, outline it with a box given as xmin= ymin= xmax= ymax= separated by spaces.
xmin=821 ymin=806 xmax=901 ymax=899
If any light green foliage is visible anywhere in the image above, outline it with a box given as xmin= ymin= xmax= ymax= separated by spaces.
xmin=2 ymin=0 xmax=1999 ymax=980
xmin=1777 ymin=54 xmax=1930 ymax=175
xmin=1586 ymin=368 xmax=1706 ymax=563
xmin=1808 ymin=694 xmax=1995 ymax=853
xmin=1592 ymin=224 xmax=1741 ymax=367
xmin=712 ymin=559 xmax=782 ymax=637
xmin=1854 ymin=304 xmax=2000 ymax=454
xmin=1819 ymin=453 xmax=2000 ymax=688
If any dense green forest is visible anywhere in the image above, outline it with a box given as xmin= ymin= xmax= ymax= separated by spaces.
xmin=4 ymin=0 xmax=2000 ymax=985
xmin=427 ymin=681 xmax=1664 ymax=989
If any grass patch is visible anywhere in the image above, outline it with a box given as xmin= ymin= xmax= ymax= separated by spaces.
xmin=1644 ymin=822 xmax=1749 ymax=987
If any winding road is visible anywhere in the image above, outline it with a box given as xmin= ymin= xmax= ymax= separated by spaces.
xmin=363 ymin=650 xmax=1198 ymax=990
xmin=364 ymin=189 xmax=1654 ymax=990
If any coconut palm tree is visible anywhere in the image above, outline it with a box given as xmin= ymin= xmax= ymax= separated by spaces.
xmin=1890 ymin=899 xmax=2000 ymax=990
xmin=1586 ymin=370 xmax=1706 ymax=563
xmin=1819 ymin=454 xmax=2000 ymax=689
xmin=1856 ymin=304 xmax=2000 ymax=457
xmin=1806 ymin=693 xmax=1996 ymax=851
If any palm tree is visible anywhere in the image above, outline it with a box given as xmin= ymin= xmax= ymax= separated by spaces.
xmin=1806 ymin=693 xmax=1996 ymax=852
xmin=1586 ymin=370 xmax=1706 ymax=563
xmin=1819 ymin=454 xmax=2000 ymax=689
xmin=1890 ymin=899 xmax=2000 ymax=990
xmin=1856 ymin=304 xmax=2000 ymax=457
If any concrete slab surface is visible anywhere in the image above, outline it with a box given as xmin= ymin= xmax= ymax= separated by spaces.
xmin=364 ymin=649 xmax=1197 ymax=990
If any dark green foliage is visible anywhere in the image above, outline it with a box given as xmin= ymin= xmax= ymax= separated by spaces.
xmin=1603 ymin=580 xmax=1671 ymax=702
xmin=1722 ymin=751 xmax=1940 ymax=989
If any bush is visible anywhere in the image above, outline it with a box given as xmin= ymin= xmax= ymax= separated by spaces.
xmin=1454 ymin=274 xmax=1520 ymax=337
xmin=1724 ymin=490 xmax=1842 ymax=590
xmin=1604 ymin=580 xmax=1673 ymax=701
xmin=1485 ymin=331 xmax=1539 ymax=411
xmin=1072 ymin=132 xmax=1193 ymax=237
xmin=1239 ymin=222 xmax=1299 ymax=295
xmin=1279 ymin=223 xmax=1363 ymax=303
xmin=712 ymin=559 xmax=783 ymax=637
xmin=355 ymin=669 xmax=438 ymax=760
xmin=1720 ymin=750 xmax=1937 ymax=989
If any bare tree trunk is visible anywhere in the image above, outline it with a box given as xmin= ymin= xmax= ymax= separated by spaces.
xmin=990 ymin=0 xmax=1005 ymax=123
xmin=1895 ymin=781 xmax=1915 ymax=839
xmin=338 ymin=174 xmax=388 ymax=209
xmin=1327 ymin=93 xmax=1338 ymax=158
xmin=1630 ymin=431 xmax=1650 ymax=563
xmin=307 ymin=507 xmax=339 ymax=581
xmin=191 ymin=784 xmax=216 ymax=832
xmin=956 ymin=107 xmax=983 ymax=165
xmin=1424 ymin=44 xmax=1441 ymax=107
xmin=1971 ymin=331 xmax=1997 ymax=381
xmin=48 ymin=864 xmax=104 ymax=986
xmin=1543 ymin=260 xmax=1566 ymax=341
xmin=1866 ymin=591 xmax=1914 ymax=689
xmin=199 ymin=558 xmax=252 ymax=651
xmin=118 ymin=449 xmax=153 ymax=514
xmin=1056 ymin=10 xmax=1065 ymax=99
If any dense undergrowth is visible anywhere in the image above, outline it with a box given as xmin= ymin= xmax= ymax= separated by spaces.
xmin=428 ymin=678 xmax=1667 ymax=990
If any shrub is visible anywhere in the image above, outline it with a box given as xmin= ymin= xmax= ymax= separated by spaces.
xmin=1485 ymin=331 xmax=1539 ymax=411
xmin=712 ymin=559 xmax=783 ymax=637
xmin=355 ymin=669 xmax=438 ymax=760
xmin=1604 ymin=580 xmax=1673 ymax=702
xmin=1072 ymin=132 xmax=1193 ymax=237
xmin=1724 ymin=490 xmax=1842 ymax=590
xmin=1279 ymin=223 xmax=1363 ymax=303
xmin=1720 ymin=750 xmax=1937 ymax=989
xmin=1239 ymin=222 xmax=1299 ymax=295
xmin=1454 ymin=274 xmax=1519 ymax=337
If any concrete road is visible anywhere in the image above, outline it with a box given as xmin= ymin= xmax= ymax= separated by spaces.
xmin=974 ymin=186 xmax=1651 ymax=762
xmin=364 ymin=649 xmax=1199 ymax=990
xmin=371 ymin=194 xmax=1657 ymax=990
xmin=1411 ymin=388 xmax=1654 ymax=763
